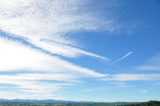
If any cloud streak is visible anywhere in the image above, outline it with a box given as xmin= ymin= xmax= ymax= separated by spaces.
xmin=0 ymin=0 xmax=113 ymax=60
xmin=102 ymin=74 xmax=160 ymax=81
xmin=0 ymin=0 xmax=116 ymax=99
xmin=0 ymin=0 xmax=146 ymax=100
xmin=0 ymin=36 xmax=107 ymax=99
xmin=0 ymin=38 xmax=106 ymax=77
xmin=112 ymin=51 xmax=132 ymax=64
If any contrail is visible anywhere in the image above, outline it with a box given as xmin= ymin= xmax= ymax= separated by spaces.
xmin=112 ymin=51 xmax=133 ymax=64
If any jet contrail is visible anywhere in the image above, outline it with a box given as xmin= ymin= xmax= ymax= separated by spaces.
xmin=112 ymin=51 xmax=133 ymax=64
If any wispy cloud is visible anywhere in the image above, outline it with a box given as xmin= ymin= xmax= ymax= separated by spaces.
xmin=0 ymin=0 xmax=118 ymax=98
xmin=0 ymin=0 xmax=115 ymax=60
xmin=32 ymin=39 xmax=109 ymax=60
xmin=135 ymin=53 xmax=160 ymax=71
xmin=0 ymin=33 xmax=107 ymax=99
xmin=0 ymin=0 xmax=142 ymax=99
xmin=135 ymin=66 xmax=160 ymax=71
xmin=139 ymin=90 xmax=148 ymax=93
xmin=0 ymin=73 xmax=78 ymax=99
xmin=112 ymin=51 xmax=132 ymax=64
xmin=0 ymin=38 xmax=106 ymax=77
xmin=102 ymin=74 xmax=160 ymax=81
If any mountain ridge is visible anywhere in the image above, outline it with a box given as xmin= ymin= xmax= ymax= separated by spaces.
xmin=0 ymin=99 xmax=147 ymax=104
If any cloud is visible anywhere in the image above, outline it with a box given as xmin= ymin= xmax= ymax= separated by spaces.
xmin=0 ymin=0 xmax=142 ymax=99
xmin=112 ymin=51 xmax=132 ymax=64
xmin=0 ymin=76 xmax=60 ymax=99
xmin=0 ymin=0 xmax=114 ymax=60
xmin=135 ymin=54 xmax=160 ymax=71
xmin=135 ymin=66 xmax=160 ymax=71
xmin=102 ymin=74 xmax=160 ymax=81
xmin=0 ymin=0 xmax=117 ymax=99
xmin=32 ymin=39 xmax=109 ymax=60
xmin=0 ymin=38 xmax=106 ymax=77
xmin=0 ymin=37 xmax=107 ymax=99
xmin=139 ymin=90 xmax=148 ymax=93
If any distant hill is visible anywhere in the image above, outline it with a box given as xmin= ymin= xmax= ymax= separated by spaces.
xmin=0 ymin=99 xmax=159 ymax=106
xmin=0 ymin=99 xmax=74 ymax=104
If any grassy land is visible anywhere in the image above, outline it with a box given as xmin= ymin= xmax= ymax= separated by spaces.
xmin=0 ymin=101 xmax=159 ymax=106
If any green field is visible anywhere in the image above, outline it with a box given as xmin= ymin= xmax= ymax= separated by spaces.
xmin=0 ymin=101 xmax=159 ymax=106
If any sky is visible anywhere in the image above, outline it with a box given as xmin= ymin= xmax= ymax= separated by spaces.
xmin=0 ymin=0 xmax=160 ymax=102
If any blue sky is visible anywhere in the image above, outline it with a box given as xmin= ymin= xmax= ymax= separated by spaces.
xmin=0 ymin=0 xmax=160 ymax=102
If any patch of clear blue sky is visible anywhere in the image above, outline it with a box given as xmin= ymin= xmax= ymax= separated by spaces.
xmin=0 ymin=0 xmax=160 ymax=101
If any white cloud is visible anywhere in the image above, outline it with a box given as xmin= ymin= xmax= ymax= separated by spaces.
xmin=102 ymin=74 xmax=160 ymax=81
xmin=0 ymin=0 xmax=113 ymax=59
xmin=0 ymin=0 xmax=114 ymax=99
xmin=139 ymin=90 xmax=148 ymax=93
xmin=135 ymin=66 xmax=160 ymax=71
xmin=0 ymin=38 xmax=106 ymax=77
xmin=0 ymin=0 xmax=142 ymax=99
xmin=31 ymin=39 xmax=109 ymax=60
xmin=0 ymin=75 xmax=63 ymax=99
xmin=0 ymin=38 xmax=107 ymax=98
